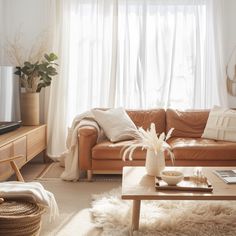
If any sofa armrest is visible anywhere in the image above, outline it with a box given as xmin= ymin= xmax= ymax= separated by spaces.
xmin=78 ymin=126 xmax=98 ymax=170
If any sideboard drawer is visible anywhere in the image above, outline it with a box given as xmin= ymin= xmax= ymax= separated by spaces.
xmin=27 ymin=126 xmax=46 ymax=161
xmin=13 ymin=136 xmax=27 ymax=168
xmin=0 ymin=143 xmax=13 ymax=180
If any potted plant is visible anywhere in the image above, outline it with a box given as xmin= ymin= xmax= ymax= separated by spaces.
xmin=15 ymin=53 xmax=58 ymax=125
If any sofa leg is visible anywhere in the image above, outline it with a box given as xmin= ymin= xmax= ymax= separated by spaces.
xmin=87 ymin=170 xmax=93 ymax=181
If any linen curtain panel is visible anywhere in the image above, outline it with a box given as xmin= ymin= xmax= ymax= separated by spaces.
xmin=47 ymin=0 xmax=227 ymax=158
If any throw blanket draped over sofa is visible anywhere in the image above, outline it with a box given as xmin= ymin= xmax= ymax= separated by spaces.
xmin=60 ymin=111 xmax=105 ymax=181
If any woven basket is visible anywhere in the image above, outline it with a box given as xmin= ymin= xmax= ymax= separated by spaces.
xmin=0 ymin=200 xmax=45 ymax=236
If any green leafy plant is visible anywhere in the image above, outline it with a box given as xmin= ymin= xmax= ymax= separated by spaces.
xmin=15 ymin=53 xmax=58 ymax=93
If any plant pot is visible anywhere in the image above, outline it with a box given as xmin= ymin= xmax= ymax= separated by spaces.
xmin=20 ymin=93 xmax=40 ymax=125
xmin=145 ymin=149 xmax=165 ymax=177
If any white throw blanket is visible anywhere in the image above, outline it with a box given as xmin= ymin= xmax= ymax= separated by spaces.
xmin=60 ymin=110 xmax=104 ymax=181
xmin=0 ymin=181 xmax=59 ymax=221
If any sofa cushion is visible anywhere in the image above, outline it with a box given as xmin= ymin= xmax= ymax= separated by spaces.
xmin=202 ymin=106 xmax=236 ymax=142
xmin=166 ymin=109 xmax=209 ymax=138
xmin=168 ymin=137 xmax=236 ymax=161
xmin=92 ymin=140 xmax=146 ymax=160
xmin=127 ymin=108 xmax=166 ymax=134
xmin=92 ymin=107 xmax=137 ymax=142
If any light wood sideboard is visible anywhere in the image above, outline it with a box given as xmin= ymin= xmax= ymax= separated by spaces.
xmin=0 ymin=125 xmax=46 ymax=181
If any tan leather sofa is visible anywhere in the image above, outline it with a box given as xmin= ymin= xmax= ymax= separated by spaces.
xmin=78 ymin=109 xmax=236 ymax=179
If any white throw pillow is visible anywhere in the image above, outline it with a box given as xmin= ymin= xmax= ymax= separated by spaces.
xmin=202 ymin=106 xmax=236 ymax=142
xmin=92 ymin=107 xmax=137 ymax=142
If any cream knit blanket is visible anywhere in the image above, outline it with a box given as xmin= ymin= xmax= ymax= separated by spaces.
xmin=60 ymin=110 xmax=104 ymax=181
xmin=0 ymin=181 xmax=59 ymax=221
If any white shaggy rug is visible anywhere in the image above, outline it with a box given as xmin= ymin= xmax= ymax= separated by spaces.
xmin=91 ymin=187 xmax=236 ymax=236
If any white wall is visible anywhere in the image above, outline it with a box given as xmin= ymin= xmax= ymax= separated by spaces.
xmin=0 ymin=1 xmax=4 ymax=63
xmin=222 ymin=0 xmax=236 ymax=108
xmin=0 ymin=0 xmax=50 ymax=65
xmin=0 ymin=0 xmax=52 ymax=122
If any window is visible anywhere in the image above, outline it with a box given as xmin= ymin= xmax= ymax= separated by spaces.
xmin=66 ymin=0 xmax=206 ymax=116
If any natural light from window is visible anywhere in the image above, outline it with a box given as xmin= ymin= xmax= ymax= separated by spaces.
xmin=67 ymin=1 xmax=206 ymax=123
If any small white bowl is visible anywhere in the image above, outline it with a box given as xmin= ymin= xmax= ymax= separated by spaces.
xmin=160 ymin=170 xmax=184 ymax=186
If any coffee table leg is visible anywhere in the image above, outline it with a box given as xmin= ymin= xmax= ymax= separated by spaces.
xmin=132 ymin=199 xmax=141 ymax=231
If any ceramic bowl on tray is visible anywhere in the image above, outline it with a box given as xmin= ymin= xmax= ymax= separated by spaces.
xmin=160 ymin=170 xmax=184 ymax=186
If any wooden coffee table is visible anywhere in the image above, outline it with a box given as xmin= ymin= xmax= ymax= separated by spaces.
xmin=122 ymin=166 xmax=236 ymax=231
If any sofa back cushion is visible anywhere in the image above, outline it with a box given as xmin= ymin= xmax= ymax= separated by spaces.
xmin=92 ymin=107 xmax=137 ymax=142
xmin=127 ymin=109 xmax=166 ymax=134
xmin=202 ymin=106 xmax=236 ymax=142
xmin=166 ymin=109 xmax=209 ymax=138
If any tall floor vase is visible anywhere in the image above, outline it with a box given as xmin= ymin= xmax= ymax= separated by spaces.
xmin=145 ymin=149 xmax=165 ymax=176
xmin=20 ymin=92 xmax=40 ymax=125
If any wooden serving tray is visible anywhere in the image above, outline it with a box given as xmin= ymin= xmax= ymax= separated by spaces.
xmin=155 ymin=176 xmax=213 ymax=192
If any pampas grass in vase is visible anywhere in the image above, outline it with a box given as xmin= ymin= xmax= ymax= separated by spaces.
xmin=122 ymin=123 xmax=175 ymax=176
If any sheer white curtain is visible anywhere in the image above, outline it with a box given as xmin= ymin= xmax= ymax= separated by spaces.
xmin=47 ymin=0 xmax=227 ymax=158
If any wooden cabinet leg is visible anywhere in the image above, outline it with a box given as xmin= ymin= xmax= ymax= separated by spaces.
xmin=43 ymin=150 xmax=50 ymax=163
xmin=132 ymin=199 xmax=141 ymax=231
xmin=87 ymin=170 xmax=93 ymax=181
xmin=10 ymin=160 xmax=24 ymax=182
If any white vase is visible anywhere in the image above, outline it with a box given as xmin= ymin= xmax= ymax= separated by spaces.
xmin=145 ymin=149 xmax=165 ymax=177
